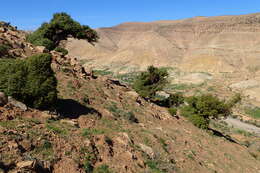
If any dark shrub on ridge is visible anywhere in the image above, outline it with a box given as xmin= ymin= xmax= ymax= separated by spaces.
xmin=27 ymin=12 xmax=99 ymax=50
xmin=0 ymin=53 xmax=57 ymax=109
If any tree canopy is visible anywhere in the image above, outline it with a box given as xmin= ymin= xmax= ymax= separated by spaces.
xmin=27 ymin=12 xmax=99 ymax=50
xmin=180 ymin=94 xmax=233 ymax=129
xmin=133 ymin=66 xmax=168 ymax=100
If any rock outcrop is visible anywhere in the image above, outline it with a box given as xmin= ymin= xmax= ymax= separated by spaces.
xmin=0 ymin=21 xmax=41 ymax=58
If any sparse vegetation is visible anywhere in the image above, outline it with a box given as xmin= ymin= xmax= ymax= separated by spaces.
xmin=27 ymin=12 xmax=99 ymax=50
xmin=46 ymin=122 xmax=68 ymax=136
xmin=0 ymin=53 xmax=57 ymax=109
xmin=1 ymin=13 xmax=260 ymax=173
xmin=82 ymin=128 xmax=105 ymax=138
xmin=93 ymin=69 xmax=113 ymax=76
xmin=115 ymin=71 xmax=141 ymax=84
xmin=106 ymin=102 xmax=138 ymax=123
xmin=93 ymin=165 xmax=113 ymax=173
xmin=146 ymin=160 xmax=167 ymax=173
xmin=168 ymin=107 xmax=177 ymax=116
xmin=245 ymin=107 xmax=260 ymax=119
xmin=32 ymin=139 xmax=54 ymax=161
xmin=227 ymin=93 xmax=241 ymax=108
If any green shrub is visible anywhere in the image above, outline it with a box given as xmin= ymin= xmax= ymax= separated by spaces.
xmin=167 ymin=93 xmax=184 ymax=107
xmin=0 ymin=53 xmax=57 ymax=109
xmin=27 ymin=12 xmax=99 ymax=50
xmin=185 ymin=94 xmax=230 ymax=119
xmin=83 ymin=161 xmax=93 ymax=173
xmin=168 ymin=107 xmax=177 ymax=116
xmin=154 ymin=93 xmax=184 ymax=108
xmin=133 ymin=66 xmax=168 ymax=100
xmin=180 ymin=94 xmax=233 ymax=129
xmin=180 ymin=105 xmax=196 ymax=118
xmin=189 ymin=114 xmax=209 ymax=129
xmin=54 ymin=47 xmax=68 ymax=55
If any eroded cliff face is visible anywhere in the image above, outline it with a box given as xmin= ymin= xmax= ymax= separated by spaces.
xmin=66 ymin=13 xmax=260 ymax=73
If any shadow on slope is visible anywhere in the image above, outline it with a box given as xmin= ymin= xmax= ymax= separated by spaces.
xmin=56 ymin=99 xmax=99 ymax=119
xmin=0 ymin=161 xmax=16 ymax=172
xmin=209 ymin=128 xmax=239 ymax=144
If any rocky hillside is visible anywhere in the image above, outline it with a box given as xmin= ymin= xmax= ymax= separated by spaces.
xmin=66 ymin=13 xmax=260 ymax=113
xmin=66 ymin=13 xmax=260 ymax=73
xmin=0 ymin=21 xmax=260 ymax=173
xmin=0 ymin=22 xmax=46 ymax=58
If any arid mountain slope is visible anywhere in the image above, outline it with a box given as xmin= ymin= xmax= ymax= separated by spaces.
xmin=66 ymin=13 xmax=260 ymax=73
xmin=0 ymin=22 xmax=260 ymax=173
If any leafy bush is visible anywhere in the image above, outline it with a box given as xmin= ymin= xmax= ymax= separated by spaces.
xmin=180 ymin=94 xmax=232 ymax=129
xmin=133 ymin=66 xmax=168 ymax=100
xmin=27 ymin=12 xmax=99 ymax=50
xmin=54 ymin=47 xmax=68 ymax=55
xmin=0 ymin=53 xmax=57 ymax=109
xmin=167 ymin=93 xmax=184 ymax=107
xmin=185 ymin=94 xmax=231 ymax=119
xmin=168 ymin=107 xmax=177 ymax=116
xmin=156 ymin=93 xmax=184 ymax=107
xmin=188 ymin=114 xmax=209 ymax=129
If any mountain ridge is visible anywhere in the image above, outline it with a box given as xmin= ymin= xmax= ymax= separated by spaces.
xmin=66 ymin=12 xmax=260 ymax=73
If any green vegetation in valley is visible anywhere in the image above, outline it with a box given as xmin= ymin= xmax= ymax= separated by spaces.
xmin=93 ymin=69 xmax=113 ymax=76
xmin=155 ymin=93 xmax=184 ymax=108
xmin=115 ymin=71 xmax=141 ymax=85
xmin=245 ymin=107 xmax=260 ymax=119
xmin=180 ymin=94 xmax=238 ymax=129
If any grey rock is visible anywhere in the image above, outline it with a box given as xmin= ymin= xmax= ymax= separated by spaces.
xmin=8 ymin=96 xmax=27 ymax=111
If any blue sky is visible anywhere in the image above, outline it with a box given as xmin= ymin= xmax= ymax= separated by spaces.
xmin=1 ymin=0 xmax=260 ymax=30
